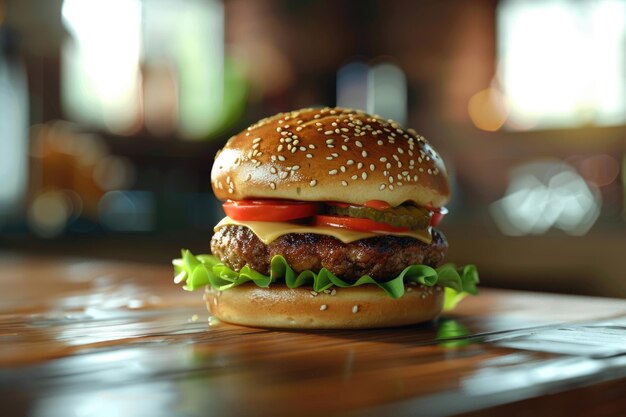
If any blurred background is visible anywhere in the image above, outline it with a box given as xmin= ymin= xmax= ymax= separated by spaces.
xmin=0 ymin=0 xmax=625 ymax=297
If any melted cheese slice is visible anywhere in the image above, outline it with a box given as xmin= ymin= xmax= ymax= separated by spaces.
xmin=215 ymin=217 xmax=432 ymax=245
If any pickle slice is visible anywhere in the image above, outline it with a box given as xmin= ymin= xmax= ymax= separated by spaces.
xmin=327 ymin=204 xmax=431 ymax=230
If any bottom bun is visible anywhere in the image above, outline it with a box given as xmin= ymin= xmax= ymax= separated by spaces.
xmin=204 ymin=283 xmax=444 ymax=329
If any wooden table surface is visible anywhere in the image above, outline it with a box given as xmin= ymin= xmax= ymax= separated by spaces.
xmin=1 ymin=252 xmax=625 ymax=417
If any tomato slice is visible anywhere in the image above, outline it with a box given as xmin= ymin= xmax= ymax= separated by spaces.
xmin=314 ymin=215 xmax=409 ymax=233
xmin=428 ymin=206 xmax=448 ymax=228
xmin=223 ymin=200 xmax=319 ymax=222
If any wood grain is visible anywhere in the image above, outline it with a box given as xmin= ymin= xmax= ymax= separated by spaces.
xmin=0 ymin=253 xmax=625 ymax=417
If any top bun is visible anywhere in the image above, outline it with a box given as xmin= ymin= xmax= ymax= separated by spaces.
xmin=211 ymin=107 xmax=450 ymax=208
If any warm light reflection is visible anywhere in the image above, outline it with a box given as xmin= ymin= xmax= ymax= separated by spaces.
xmin=28 ymin=191 xmax=71 ymax=238
xmin=490 ymin=161 xmax=601 ymax=236
xmin=61 ymin=0 xmax=225 ymax=139
xmin=62 ymin=0 xmax=142 ymax=134
xmin=498 ymin=0 xmax=626 ymax=129
xmin=467 ymin=88 xmax=508 ymax=131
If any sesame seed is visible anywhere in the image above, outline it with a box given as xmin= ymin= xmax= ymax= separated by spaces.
xmin=310 ymin=291 xmax=318 ymax=296
xmin=270 ymin=167 xmax=277 ymax=174
xmin=397 ymin=147 xmax=404 ymax=154
xmin=320 ymin=304 xmax=328 ymax=311
xmin=306 ymin=154 xmax=313 ymax=159
xmin=270 ymin=182 xmax=276 ymax=190
xmin=292 ymin=165 xmax=300 ymax=171
xmin=310 ymin=180 xmax=317 ymax=187
xmin=370 ymin=164 xmax=375 ymax=171
xmin=361 ymin=150 xmax=368 ymax=158
xmin=389 ymin=185 xmax=395 ymax=190
xmin=326 ymin=139 xmax=334 ymax=145
xmin=351 ymin=175 xmax=358 ymax=180
xmin=331 ymin=153 xmax=339 ymax=157
xmin=335 ymin=129 xmax=340 ymax=134
xmin=380 ymin=157 xmax=387 ymax=162
xmin=296 ymin=126 xmax=303 ymax=131
xmin=324 ymin=130 xmax=334 ymax=135
xmin=276 ymin=127 xmax=282 ymax=132
xmin=386 ymin=162 xmax=392 ymax=169
xmin=389 ymin=176 xmax=394 ymax=183
xmin=228 ymin=188 xmax=233 ymax=194
xmin=361 ymin=172 xmax=368 ymax=180
xmin=315 ymin=122 xmax=322 ymax=126
xmin=357 ymin=162 xmax=363 ymax=169
xmin=329 ymin=169 xmax=338 ymax=175
xmin=341 ymin=145 xmax=349 ymax=151
xmin=277 ymin=145 xmax=283 ymax=152
xmin=309 ymin=144 xmax=316 ymax=149
xmin=278 ymin=155 xmax=286 ymax=161
xmin=355 ymin=141 xmax=363 ymax=148
xmin=340 ymin=166 xmax=346 ymax=172
xmin=300 ymin=146 xmax=306 ymax=151
xmin=279 ymin=172 xmax=288 ymax=179
xmin=341 ymin=180 xmax=348 ymax=186
xmin=347 ymin=160 xmax=354 ymax=165
xmin=379 ymin=184 xmax=386 ymax=190
xmin=326 ymin=156 xmax=333 ymax=160
xmin=352 ymin=305 xmax=359 ymax=314
xmin=253 ymin=137 xmax=262 ymax=143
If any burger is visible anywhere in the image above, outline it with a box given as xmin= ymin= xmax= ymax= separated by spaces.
xmin=173 ymin=107 xmax=478 ymax=329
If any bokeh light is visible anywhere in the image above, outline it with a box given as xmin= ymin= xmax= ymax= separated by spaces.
xmin=490 ymin=161 xmax=602 ymax=236
xmin=468 ymin=87 xmax=508 ymax=132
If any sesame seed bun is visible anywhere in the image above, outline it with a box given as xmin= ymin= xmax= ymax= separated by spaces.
xmin=211 ymin=107 xmax=450 ymax=208
xmin=205 ymin=283 xmax=444 ymax=329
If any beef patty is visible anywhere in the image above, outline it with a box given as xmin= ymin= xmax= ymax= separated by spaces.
xmin=210 ymin=225 xmax=448 ymax=282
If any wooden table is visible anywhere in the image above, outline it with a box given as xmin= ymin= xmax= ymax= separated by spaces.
xmin=1 ymin=253 xmax=625 ymax=417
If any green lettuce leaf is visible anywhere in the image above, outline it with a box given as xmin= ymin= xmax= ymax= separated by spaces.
xmin=172 ymin=249 xmax=479 ymax=309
